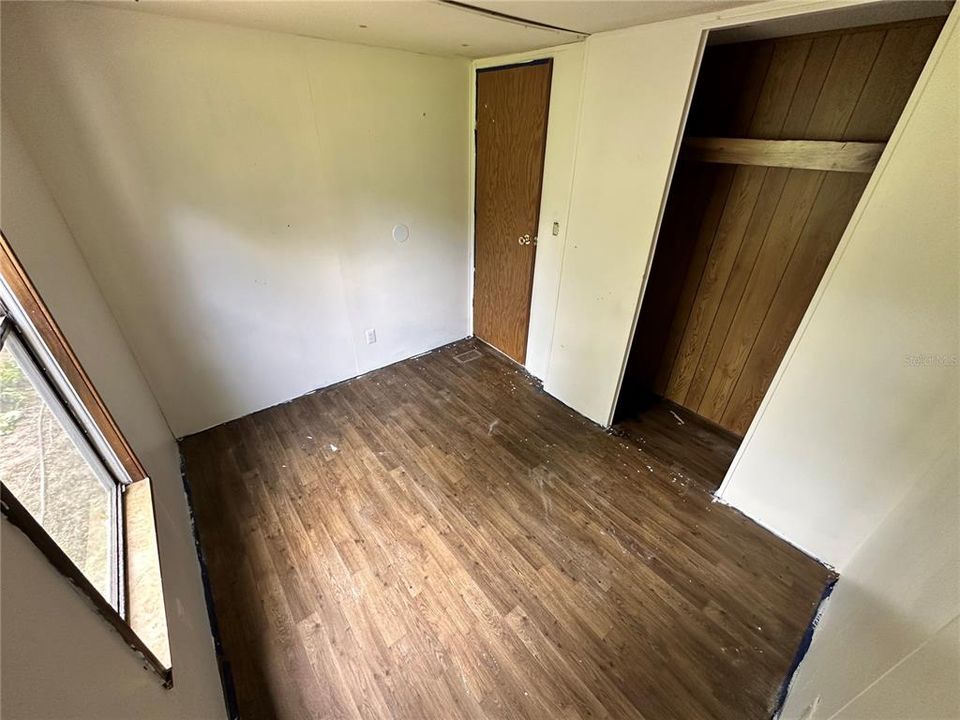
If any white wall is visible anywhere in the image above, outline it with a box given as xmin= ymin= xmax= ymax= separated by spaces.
xmin=1 ymin=1 xmax=471 ymax=437
xmin=829 ymin=617 xmax=959 ymax=720
xmin=779 ymin=440 xmax=959 ymax=719
xmin=1 ymin=116 xmax=225 ymax=719
xmin=542 ymin=7 xmax=958 ymax=713
xmin=471 ymin=43 xmax=586 ymax=382
xmin=543 ymin=19 xmax=704 ymax=424
xmin=3 ymin=1 xmax=956 ymax=713
xmin=732 ymin=15 xmax=960 ymax=715
xmin=540 ymin=0 xmax=957 ymax=558
xmin=543 ymin=0 xmax=951 ymax=429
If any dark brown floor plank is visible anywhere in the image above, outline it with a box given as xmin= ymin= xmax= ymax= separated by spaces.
xmin=613 ymin=397 xmax=742 ymax=493
xmin=181 ymin=339 xmax=832 ymax=720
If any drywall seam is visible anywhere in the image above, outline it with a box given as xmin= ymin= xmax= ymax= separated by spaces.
xmin=466 ymin=57 xmax=477 ymax=339
xmin=824 ymin=612 xmax=960 ymax=720
xmin=841 ymin=443 xmax=953 ymax=573
xmin=298 ymin=57 xmax=362 ymax=378
xmin=603 ymin=26 xmax=710 ymax=428
xmin=539 ymin=42 xmax=588 ymax=388
xmin=331 ymin=231 xmax=363 ymax=378
xmin=0 ymin=112 xmax=179 ymax=444
xmin=465 ymin=61 xmax=475 ymax=338
xmin=541 ymin=44 xmax=589 ymax=385
xmin=715 ymin=6 xmax=958 ymax=500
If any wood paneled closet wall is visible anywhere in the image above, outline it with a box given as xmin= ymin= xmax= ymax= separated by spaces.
xmin=618 ymin=16 xmax=946 ymax=436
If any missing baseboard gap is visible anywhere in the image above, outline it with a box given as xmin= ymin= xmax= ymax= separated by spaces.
xmin=178 ymin=454 xmax=241 ymax=720
xmin=772 ymin=575 xmax=839 ymax=718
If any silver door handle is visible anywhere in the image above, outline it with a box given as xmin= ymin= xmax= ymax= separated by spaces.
xmin=518 ymin=234 xmax=534 ymax=245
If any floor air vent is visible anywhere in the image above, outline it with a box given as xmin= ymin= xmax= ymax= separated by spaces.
xmin=454 ymin=349 xmax=483 ymax=364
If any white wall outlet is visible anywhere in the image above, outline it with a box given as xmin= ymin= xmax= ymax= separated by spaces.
xmin=365 ymin=328 xmax=377 ymax=345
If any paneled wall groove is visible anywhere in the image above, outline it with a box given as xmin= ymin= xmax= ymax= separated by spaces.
xmin=619 ymin=16 xmax=946 ymax=435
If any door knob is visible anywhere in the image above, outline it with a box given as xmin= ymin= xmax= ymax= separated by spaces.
xmin=518 ymin=234 xmax=532 ymax=245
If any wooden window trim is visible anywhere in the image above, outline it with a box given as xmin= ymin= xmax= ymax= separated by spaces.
xmin=0 ymin=230 xmax=171 ymax=684
xmin=0 ymin=231 xmax=147 ymax=483
xmin=1 ymin=484 xmax=172 ymax=685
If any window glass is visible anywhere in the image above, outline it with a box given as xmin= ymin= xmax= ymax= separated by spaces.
xmin=0 ymin=341 xmax=114 ymax=602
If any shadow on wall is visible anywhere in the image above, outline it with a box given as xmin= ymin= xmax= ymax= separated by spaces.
xmin=779 ymin=439 xmax=960 ymax=719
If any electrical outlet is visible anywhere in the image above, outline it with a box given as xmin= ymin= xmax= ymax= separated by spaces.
xmin=365 ymin=328 xmax=377 ymax=345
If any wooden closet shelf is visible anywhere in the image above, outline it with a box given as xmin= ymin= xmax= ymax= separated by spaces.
xmin=683 ymin=137 xmax=886 ymax=173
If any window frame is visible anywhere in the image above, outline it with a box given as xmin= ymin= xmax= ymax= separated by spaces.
xmin=0 ymin=311 xmax=126 ymax=611
xmin=0 ymin=231 xmax=171 ymax=685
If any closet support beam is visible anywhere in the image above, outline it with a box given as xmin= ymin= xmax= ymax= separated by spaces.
xmin=684 ymin=137 xmax=886 ymax=173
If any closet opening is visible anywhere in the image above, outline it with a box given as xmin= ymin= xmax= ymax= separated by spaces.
xmin=613 ymin=6 xmax=949 ymax=492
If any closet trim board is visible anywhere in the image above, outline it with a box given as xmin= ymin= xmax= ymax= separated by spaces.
xmin=683 ymin=138 xmax=885 ymax=173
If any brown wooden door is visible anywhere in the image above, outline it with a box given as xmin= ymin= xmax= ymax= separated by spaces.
xmin=474 ymin=60 xmax=552 ymax=364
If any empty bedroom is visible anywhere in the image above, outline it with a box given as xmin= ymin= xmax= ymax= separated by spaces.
xmin=0 ymin=1 xmax=957 ymax=719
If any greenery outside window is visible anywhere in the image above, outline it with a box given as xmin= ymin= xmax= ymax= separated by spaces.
xmin=1 ymin=310 xmax=125 ymax=609
xmin=0 ymin=233 xmax=171 ymax=684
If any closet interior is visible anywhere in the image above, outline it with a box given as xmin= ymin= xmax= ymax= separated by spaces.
xmin=615 ymin=13 xmax=947 ymax=489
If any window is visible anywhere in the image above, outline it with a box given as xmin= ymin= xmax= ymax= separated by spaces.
xmin=0 ymin=232 xmax=171 ymax=684
xmin=0 ymin=311 xmax=124 ymax=609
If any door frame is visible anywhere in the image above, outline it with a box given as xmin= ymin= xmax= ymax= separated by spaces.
xmin=605 ymin=2 xmax=955 ymax=501
xmin=469 ymin=44 xmax=588 ymax=382
xmin=470 ymin=57 xmax=553 ymax=366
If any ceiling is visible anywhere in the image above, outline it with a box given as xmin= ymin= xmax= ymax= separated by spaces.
xmin=114 ymin=0 xmax=766 ymax=59
xmin=708 ymin=0 xmax=952 ymax=43
xmin=464 ymin=0 xmax=764 ymax=34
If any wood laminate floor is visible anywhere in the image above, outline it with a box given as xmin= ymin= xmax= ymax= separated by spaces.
xmin=613 ymin=399 xmax=742 ymax=494
xmin=182 ymin=338 xmax=832 ymax=720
